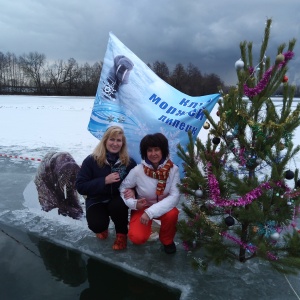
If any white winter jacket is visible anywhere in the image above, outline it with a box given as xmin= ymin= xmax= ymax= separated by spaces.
xmin=119 ymin=159 xmax=180 ymax=220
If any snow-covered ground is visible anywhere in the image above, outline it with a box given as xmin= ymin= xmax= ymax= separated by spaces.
xmin=0 ymin=95 xmax=98 ymax=164
xmin=1 ymin=94 xmax=299 ymax=165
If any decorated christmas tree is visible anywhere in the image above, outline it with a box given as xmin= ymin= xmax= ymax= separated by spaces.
xmin=177 ymin=19 xmax=300 ymax=274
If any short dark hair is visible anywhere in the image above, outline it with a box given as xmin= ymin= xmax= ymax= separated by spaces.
xmin=140 ymin=133 xmax=169 ymax=160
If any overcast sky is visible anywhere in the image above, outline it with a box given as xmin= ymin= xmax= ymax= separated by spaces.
xmin=1 ymin=0 xmax=300 ymax=86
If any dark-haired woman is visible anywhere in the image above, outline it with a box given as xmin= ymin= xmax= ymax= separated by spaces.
xmin=76 ymin=126 xmax=136 ymax=250
xmin=120 ymin=133 xmax=180 ymax=254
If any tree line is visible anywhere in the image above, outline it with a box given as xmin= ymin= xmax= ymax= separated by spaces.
xmin=0 ymin=51 xmax=226 ymax=96
xmin=0 ymin=52 xmax=102 ymax=96
xmin=1 ymin=51 xmax=298 ymax=97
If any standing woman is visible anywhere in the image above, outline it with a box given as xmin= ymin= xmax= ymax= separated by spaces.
xmin=120 ymin=133 xmax=180 ymax=254
xmin=76 ymin=126 xmax=136 ymax=250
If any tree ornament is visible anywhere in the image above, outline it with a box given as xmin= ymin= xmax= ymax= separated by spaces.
xmin=256 ymin=158 xmax=262 ymax=164
xmin=279 ymin=142 xmax=285 ymax=150
xmin=275 ymin=54 xmax=285 ymax=63
xmin=263 ymin=54 xmax=267 ymax=63
xmin=212 ymin=137 xmax=220 ymax=145
xmin=226 ymin=134 xmax=234 ymax=142
xmin=235 ymin=59 xmax=244 ymax=71
xmin=195 ymin=189 xmax=203 ymax=198
xmin=203 ymin=122 xmax=210 ymax=129
xmin=285 ymin=170 xmax=294 ymax=180
xmin=282 ymin=75 xmax=288 ymax=83
xmin=224 ymin=216 xmax=235 ymax=226
xmin=216 ymin=110 xmax=220 ymax=116
xmin=270 ymin=232 xmax=280 ymax=240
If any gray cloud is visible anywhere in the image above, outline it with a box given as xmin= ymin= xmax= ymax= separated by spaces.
xmin=1 ymin=0 xmax=300 ymax=85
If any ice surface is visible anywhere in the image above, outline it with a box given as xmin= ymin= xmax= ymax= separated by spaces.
xmin=1 ymin=95 xmax=300 ymax=299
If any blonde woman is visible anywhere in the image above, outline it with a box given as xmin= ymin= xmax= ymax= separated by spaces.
xmin=76 ymin=126 xmax=136 ymax=250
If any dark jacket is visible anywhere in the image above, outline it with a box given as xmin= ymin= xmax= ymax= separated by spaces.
xmin=75 ymin=154 xmax=137 ymax=209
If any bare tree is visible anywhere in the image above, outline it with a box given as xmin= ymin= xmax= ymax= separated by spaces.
xmin=90 ymin=61 xmax=102 ymax=93
xmin=63 ymin=58 xmax=81 ymax=95
xmin=19 ymin=52 xmax=46 ymax=94
xmin=202 ymin=73 xmax=224 ymax=94
xmin=170 ymin=63 xmax=187 ymax=91
xmin=45 ymin=59 xmax=66 ymax=95
xmin=0 ymin=52 xmax=7 ymax=91
xmin=151 ymin=61 xmax=170 ymax=82
xmin=186 ymin=63 xmax=203 ymax=96
xmin=77 ymin=61 xmax=102 ymax=95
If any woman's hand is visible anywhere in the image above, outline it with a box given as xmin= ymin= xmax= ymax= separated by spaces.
xmin=124 ymin=188 xmax=135 ymax=199
xmin=140 ymin=212 xmax=150 ymax=225
xmin=136 ymin=198 xmax=147 ymax=210
xmin=105 ymin=172 xmax=120 ymax=184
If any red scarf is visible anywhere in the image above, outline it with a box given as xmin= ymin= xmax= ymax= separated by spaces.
xmin=143 ymin=159 xmax=174 ymax=195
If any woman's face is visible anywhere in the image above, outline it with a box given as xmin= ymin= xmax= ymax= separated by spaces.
xmin=146 ymin=147 xmax=162 ymax=167
xmin=106 ymin=133 xmax=123 ymax=153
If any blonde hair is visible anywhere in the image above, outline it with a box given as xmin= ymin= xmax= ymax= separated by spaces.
xmin=92 ymin=126 xmax=130 ymax=167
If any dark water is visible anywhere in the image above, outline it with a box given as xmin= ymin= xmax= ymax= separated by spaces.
xmin=0 ymin=224 xmax=181 ymax=300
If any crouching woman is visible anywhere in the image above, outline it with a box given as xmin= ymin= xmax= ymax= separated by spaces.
xmin=76 ymin=126 xmax=136 ymax=250
xmin=120 ymin=133 xmax=180 ymax=254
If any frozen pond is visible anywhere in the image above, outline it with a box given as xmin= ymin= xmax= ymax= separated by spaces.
xmin=0 ymin=95 xmax=300 ymax=299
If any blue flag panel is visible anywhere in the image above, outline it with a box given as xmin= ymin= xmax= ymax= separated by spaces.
xmin=88 ymin=32 xmax=220 ymax=174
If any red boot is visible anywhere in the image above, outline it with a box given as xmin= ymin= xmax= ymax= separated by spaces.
xmin=96 ymin=229 xmax=108 ymax=240
xmin=112 ymin=233 xmax=127 ymax=250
